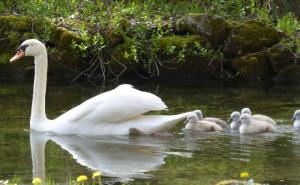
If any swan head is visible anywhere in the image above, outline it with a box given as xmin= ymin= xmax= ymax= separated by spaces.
xmin=241 ymin=107 xmax=251 ymax=115
xmin=230 ymin=111 xmax=241 ymax=123
xmin=10 ymin=39 xmax=46 ymax=62
xmin=292 ymin=110 xmax=300 ymax=121
xmin=240 ymin=114 xmax=251 ymax=125
xmin=193 ymin=110 xmax=203 ymax=120
xmin=186 ymin=113 xmax=199 ymax=123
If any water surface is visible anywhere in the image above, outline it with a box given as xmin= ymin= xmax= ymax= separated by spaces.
xmin=1 ymin=81 xmax=300 ymax=185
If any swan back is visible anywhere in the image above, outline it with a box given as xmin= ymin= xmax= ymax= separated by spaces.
xmin=55 ymin=84 xmax=167 ymax=124
xmin=251 ymin=114 xmax=276 ymax=125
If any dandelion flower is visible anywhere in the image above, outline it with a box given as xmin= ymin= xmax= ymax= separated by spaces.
xmin=32 ymin=177 xmax=42 ymax=185
xmin=92 ymin=171 xmax=101 ymax=178
xmin=240 ymin=172 xmax=249 ymax=178
xmin=77 ymin=175 xmax=88 ymax=182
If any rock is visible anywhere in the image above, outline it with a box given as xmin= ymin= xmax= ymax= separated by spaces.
xmin=158 ymin=56 xmax=222 ymax=79
xmin=231 ymin=51 xmax=273 ymax=80
xmin=175 ymin=14 xmax=228 ymax=46
xmin=266 ymin=43 xmax=295 ymax=73
xmin=225 ymin=20 xmax=281 ymax=57
xmin=274 ymin=65 xmax=300 ymax=83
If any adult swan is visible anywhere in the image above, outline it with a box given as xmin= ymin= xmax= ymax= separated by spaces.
xmin=10 ymin=39 xmax=193 ymax=136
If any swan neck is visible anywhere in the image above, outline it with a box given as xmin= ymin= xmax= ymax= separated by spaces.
xmin=30 ymin=52 xmax=48 ymax=126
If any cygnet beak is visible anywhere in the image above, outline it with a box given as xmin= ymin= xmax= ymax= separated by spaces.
xmin=291 ymin=116 xmax=296 ymax=121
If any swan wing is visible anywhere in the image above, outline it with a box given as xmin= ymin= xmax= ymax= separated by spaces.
xmin=55 ymin=84 xmax=168 ymax=123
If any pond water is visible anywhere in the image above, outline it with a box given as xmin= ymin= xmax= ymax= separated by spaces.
xmin=1 ymin=80 xmax=300 ymax=185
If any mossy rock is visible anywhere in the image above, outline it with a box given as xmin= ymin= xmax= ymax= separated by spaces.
xmin=266 ymin=43 xmax=295 ymax=73
xmin=0 ymin=16 xmax=55 ymax=52
xmin=0 ymin=15 xmax=86 ymax=73
xmin=274 ymin=65 xmax=300 ymax=83
xmin=176 ymin=13 xmax=228 ymax=46
xmin=50 ymin=27 xmax=81 ymax=50
xmin=0 ymin=16 xmax=54 ymax=33
xmin=0 ymin=16 xmax=32 ymax=32
xmin=231 ymin=51 xmax=273 ymax=80
xmin=225 ymin=20 xmax=281 ymax=57
xmin=158 ymin=35 xmax=206 ymax=55
xmin=159 ymin=56 xmax=221 ymax=78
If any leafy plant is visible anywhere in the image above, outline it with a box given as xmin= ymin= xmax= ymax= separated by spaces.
xmin=277 ymin=12 xmax=300 ymax=37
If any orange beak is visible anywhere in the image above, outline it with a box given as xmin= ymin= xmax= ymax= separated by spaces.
xmin=9 ymin=49 xmax=25 ymax=63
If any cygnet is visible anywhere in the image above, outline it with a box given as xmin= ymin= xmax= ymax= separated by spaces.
xmin=229 ymin=111 xmax=241 ymax=129
xmin=292 ymin=110 xmax=300 ymax=128
xmin=185 ymin=113 xmax=223 ymax=132
xmin=193 ymin=110 xmax=227 ymax=128
xmin=241 ymin=108 xmax=276 ymax=125
xmin=239 ymin=114 xmax=276 ymax=134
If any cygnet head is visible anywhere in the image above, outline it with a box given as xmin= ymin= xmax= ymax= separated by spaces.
xmin=230 ymin=111 xmax=241 ymax=122
xmin=10 ymin=39 xmax=46 ymax=62
xmin=241 ymin=107 xmax=251 ymax=115
xmin=292 ymin=110 xmax=300 ymax=121
xmin=240 ymin=114 xmax=251 ymax=125
xmin=193 ymin=110 xmax=203 ymax=120
xmin=187 ymin=113 xmax=199 ymax=123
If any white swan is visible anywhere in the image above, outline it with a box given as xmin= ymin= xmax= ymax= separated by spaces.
xmin=185 ymin=113 xmax=223 ymax=132
xmin=241 ymin=108 xmax=276 ymax=125
xmin=10 ymin=39 xmax=193 ymax=136
xmin=229 ymin=111 xmax=241 ymax=129
xmin=239 ymin=114 xmax=276 ymax=134
xmin=193 ymin=110 xmax=227 ymax=128
xmin=292 ymin=110 xmax=300 ymax=128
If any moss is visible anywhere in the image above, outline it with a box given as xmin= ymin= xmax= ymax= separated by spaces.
xmin=231 ymin=51 xmax=273 ymax=80
xmin=225 ymin=20 xmax=281 ymax=57
xmin=58 ymin=28 xmax=81 ymax=49
xmin=0 ymin=53 xmax=10 ymax=64
xmin=176 ymin=14 xmax=228 ymax=46
xmin=110 ymin=43 xmax=134 ymax=63
xmin=266 ymin=43 xmax=295 ymax=73
xmin=274 ymin=65 xmax=300 ymax=83
xmin=158 ymin=35 xmax=206 ymax=54
xmin=0 ymin=16 xmax=32 ymax=31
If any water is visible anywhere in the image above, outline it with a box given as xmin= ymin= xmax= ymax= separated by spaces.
xmin=1 ymin=81 xmax=300 ymax=185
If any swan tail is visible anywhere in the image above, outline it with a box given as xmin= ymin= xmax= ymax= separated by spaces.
xmin=137 ymin=111 xmax=194 ymax=135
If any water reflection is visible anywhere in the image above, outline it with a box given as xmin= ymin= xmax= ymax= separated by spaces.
xmin=30 ymin=130 xmax=182 ymax=181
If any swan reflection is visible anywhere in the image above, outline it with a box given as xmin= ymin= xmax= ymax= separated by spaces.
xmin=30 ymin=130 xmax=183 ymax=181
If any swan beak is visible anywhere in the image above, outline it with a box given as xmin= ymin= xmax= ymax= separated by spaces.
xmin=10 ymin=50 xmax=25 ymax=63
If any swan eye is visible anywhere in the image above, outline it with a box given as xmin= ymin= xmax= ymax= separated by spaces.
xmin=18 ymin=44 xmax=29 ymax=52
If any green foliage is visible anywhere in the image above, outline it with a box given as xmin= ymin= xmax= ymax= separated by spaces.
xmin=256 ymin=7 xmax=274 ymax=26
xmin=277 ymin=12 xmax=300 ymax=54
xmin=277 ymin=12 xmax=300 ymax=37
xmin=1 ymin=0 xmax=299 ymax=79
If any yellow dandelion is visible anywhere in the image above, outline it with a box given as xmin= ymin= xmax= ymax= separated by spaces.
xmin=240 ymin=172 xmax=249 ymax=178
xmin=92 ymin=171 xmax=102 ymax=178
xmin=77 ymin=175 xmax=88 ymax=182
xmin=32 ymin=177 xmax=42 ymax=185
